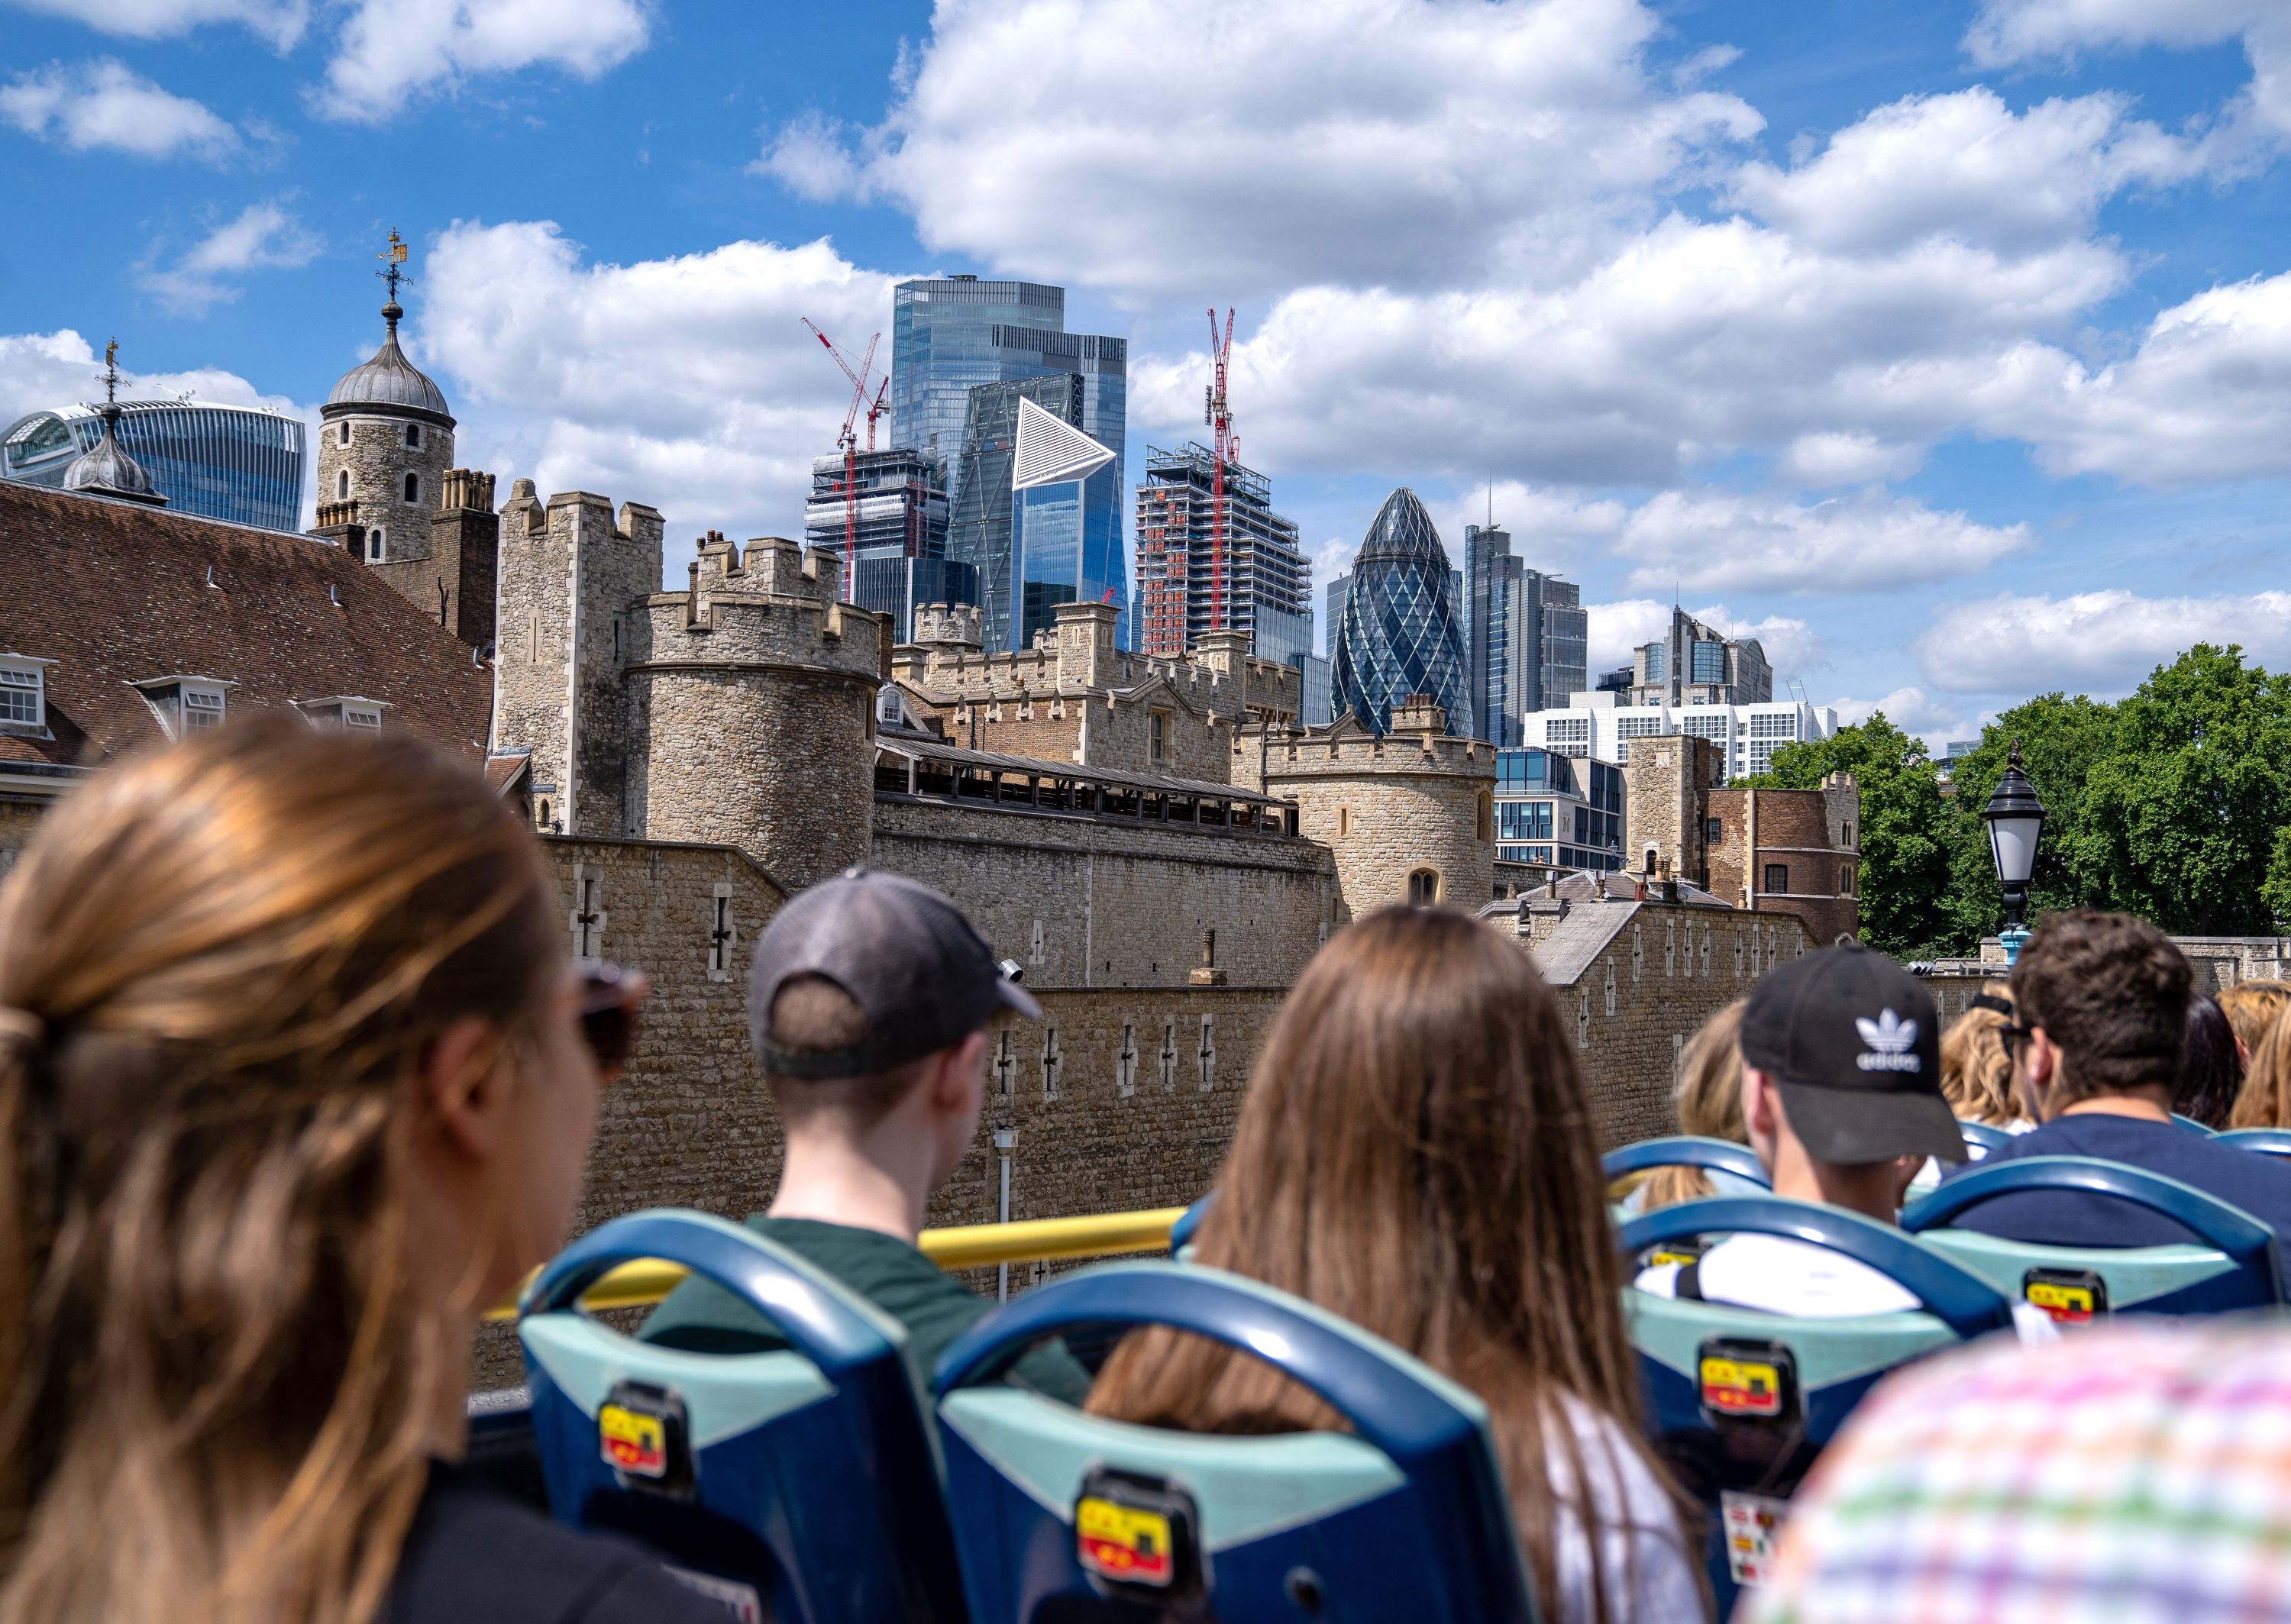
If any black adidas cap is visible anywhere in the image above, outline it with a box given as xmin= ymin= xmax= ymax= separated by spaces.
xmin=1739 ymin=942 xmax=1962 ymax=1165
xmin=748 ymin=868 xmax=1039 ymax=1079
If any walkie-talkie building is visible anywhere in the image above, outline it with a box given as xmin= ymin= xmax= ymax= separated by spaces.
xmin=2 ymin=400 xmax=305 ymax=531
xmin=1333 ymin=488 xmax=1469 ymax=736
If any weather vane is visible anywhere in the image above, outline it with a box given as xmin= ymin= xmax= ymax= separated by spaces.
xmin=98 ymin=337 xmax=121 ymax=407
xmin=376 ymin=229 xmax=410 ymax=305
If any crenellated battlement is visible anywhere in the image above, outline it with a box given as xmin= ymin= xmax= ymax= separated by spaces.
xmin=638 ymin=532 xmax=887 ymax=680
xmin=893 ymin=599 xmax=1300 ymax=718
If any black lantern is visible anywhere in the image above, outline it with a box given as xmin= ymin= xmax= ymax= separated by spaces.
xmin=1979 ymin=738 xmax=2047 ymax=962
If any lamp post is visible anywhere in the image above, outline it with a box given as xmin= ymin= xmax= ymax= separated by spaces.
xmin=1979 ymin=738 xmax=2047 ymax=966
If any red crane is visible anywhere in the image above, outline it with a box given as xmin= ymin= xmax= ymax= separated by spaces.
xmin=1204 ymin=308 xmax=1237 ymax=634
xmin=801 ymin=318 xmax=888 ymax=592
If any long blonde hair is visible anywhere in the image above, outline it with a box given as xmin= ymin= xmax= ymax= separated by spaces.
xmin=0 ymin=721 xmax=557 ymax=1624
xmin=2219 ymin=982 xmax=2291 ymax=1066
xmin=1638 ymin=1001 xmax=1745 ymax=1212
xmin=1087 ymin=909 xmax=1695 ymax=1624
xmin=2231 ymin=1003 xmax=2291 ymax=1130
xmin=1940 ymin=989 xmax=2022 ymax=1126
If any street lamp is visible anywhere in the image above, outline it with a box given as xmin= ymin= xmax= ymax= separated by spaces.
xmin=1979 ymin=738 xmax=2047 ymax=966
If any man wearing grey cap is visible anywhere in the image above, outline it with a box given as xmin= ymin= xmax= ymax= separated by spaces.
xmin=640 ymin=869 xmax=1089 ymax=1401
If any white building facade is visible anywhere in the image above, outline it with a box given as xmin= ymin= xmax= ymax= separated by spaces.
xmin=1522 ymin=693 xmax=1839 ymax=783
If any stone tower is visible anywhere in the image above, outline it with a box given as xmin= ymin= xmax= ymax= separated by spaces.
xmin=490 ymin=483 xmax=664 ymax=838
xmin=312 ymin=263 xmax=455 ymax=583
xmin=628 ymin=534 xmax=889 ymax=889
xmin=1623 ymin=734 xmax=1724 ymax=884
xmin=1239 ymin=695 xmax=1495 ymax=919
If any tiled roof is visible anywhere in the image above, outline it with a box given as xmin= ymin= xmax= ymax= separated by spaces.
xmin=0 ymin=483 xmax=490 ymax=768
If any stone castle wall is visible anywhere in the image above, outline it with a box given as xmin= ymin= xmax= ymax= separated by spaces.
xmin=1624 ymin=736 xmax=1722 ymax=883
xmin=871 ymin=795 xmax=1336 ymax=988
xmin=1707 ymin=784 xmax=1860 ymax=944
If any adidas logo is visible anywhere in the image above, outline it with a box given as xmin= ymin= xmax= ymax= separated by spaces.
xmin=1854 ymin=1009 xmax=1922 ymax=1072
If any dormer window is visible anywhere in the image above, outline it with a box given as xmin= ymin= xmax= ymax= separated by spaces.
xmin=131 ymin=676 xmax=236 ymax=740
xmin=294 ymin=696 xmax=389 ymax=733
xmin=0 ymin=656 xmax=52 ymax=736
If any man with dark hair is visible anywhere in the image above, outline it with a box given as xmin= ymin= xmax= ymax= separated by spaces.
xmin=639 ymin=869 xmax=1087 ymax=1400
xmin=1949 ymin=907 xmax=2291 ymax=1248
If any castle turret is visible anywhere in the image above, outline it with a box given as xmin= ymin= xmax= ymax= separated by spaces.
xmin=315 ymin=232 xmax=456 ymax=590
xmin=491 ymin=483 xmax=663 ymax=838
xmin=628 ymin=536 xmax=889 ymax=887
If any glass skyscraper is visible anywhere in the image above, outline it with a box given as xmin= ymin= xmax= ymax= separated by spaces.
xmin=947 ymin=376 xmax=1126 ymax=651
xmin=2 ymin=401 xmax=305 ymax=531
xmin=1332 ymin=489 xmax=1469 ymax=735
xmin=1463 ymin=523 xmax=1588 ymax=744
xmin=889 ymin=278 xmax=1065 ymax=470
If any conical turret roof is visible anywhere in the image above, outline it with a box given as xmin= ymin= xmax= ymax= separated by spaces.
xmin=326 ymin=299 xmax=451 ymax=421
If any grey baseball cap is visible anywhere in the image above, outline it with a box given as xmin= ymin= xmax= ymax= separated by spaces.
xmin=748 ymin=867 xmax=1039 ymax=1078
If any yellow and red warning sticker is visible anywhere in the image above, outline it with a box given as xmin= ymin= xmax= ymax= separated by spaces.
xmin=2024 ymin=1279 xmax=2100 ymax=1323
xmin=599 ymin=1401 xmax=668 ymax=1477
xmin=1700 ymin=1353 xmax=1786 ymax=1419
xmin=1077 ymin=1494 xmax=1175 ymax=1587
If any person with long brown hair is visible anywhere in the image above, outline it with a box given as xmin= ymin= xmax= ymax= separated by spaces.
xmin=1633 ymin=1000 xmax=1750 ymax=1212
xmin=0 ymin=722 xmax=724 ymax=1624
xmin=1087 ymin=908 xmax=1704 ymax=1624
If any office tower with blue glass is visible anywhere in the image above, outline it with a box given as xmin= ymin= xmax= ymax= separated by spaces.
xmin=890 ymin=276 xmax=1128 ymax=647
xmin=947 ymin=379 xmax=1127 ymax=651
xmin=1627 ymin=606 xmax=1771 ymax=707
xmin=1493 ymin=748 xmax=1624 ymax=871
xmin=1462 ymin=522 xmax=1588 ymax=744
xmin=1331 ymin=489 xmax=1469 ymax=735
xmin=3 ymin=399 xmax=305 ymax=531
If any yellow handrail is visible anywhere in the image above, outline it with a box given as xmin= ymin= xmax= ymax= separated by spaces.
xmin=483 ymin=1205 xmax=1189 ymax=1323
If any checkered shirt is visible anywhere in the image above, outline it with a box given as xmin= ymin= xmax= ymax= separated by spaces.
xmin=1742 ymin=1319 xmax=2291 ymax=1624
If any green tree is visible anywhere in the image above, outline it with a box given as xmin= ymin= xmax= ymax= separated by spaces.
xmin=2066 ymin=645 xmax=2291 ymax=935
xmin=1747 ymin=714 xmax=1958 ymax=956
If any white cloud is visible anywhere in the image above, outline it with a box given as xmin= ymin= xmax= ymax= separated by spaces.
xmin=1776 ymin=432 xmax=1925 ymax=486
xmin=1614 ymin=488 xmax=2032 ymax=596
xmin=0 ymin=59 xmax=238 ymax=160
xmin=1917 ymin=589 xmax=2291 ymax=694
xmin=0 ymin=327 xmax=302 ymax=426
xmin=141 ymin=201 xmax=322 ymax=317
xmin=1732 ymin=88 xmax=2220 ymax=254
xmin=320 ymin=0 xmax=649 ymax=123
xmin=1965 ymin=2 xmax=2291 ymax=137
xmin=0 ymin=0 xmax=306 ymax=49
xmin=1956 ymin=270 xmax=2291 ymax=486
xmin=768 ymin=0 xmax=1763 ymax=301
xmin=421 ymin=220 xmax=894 ymax=548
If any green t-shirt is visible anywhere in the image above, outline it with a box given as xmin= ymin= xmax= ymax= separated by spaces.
xmin=637 ymin=1215 xmax=1091 ymax=1406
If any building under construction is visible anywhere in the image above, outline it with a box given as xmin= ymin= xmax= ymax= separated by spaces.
xmin=802 ymin=447 xmax=965 ymax=643
xmin=1133 ymin=443 xmax=1312 ymax=667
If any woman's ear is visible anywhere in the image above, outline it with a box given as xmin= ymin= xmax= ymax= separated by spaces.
xmin=422 ymin=1014 xmax=506 ymax=1159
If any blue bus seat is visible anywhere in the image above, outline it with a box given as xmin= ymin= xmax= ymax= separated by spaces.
xmin=1602 ymin=1135 xmax=1769 ymax=1188
xmin=1955 ymin=1120 xmax=2011 ymax=1154
xmin=932 ymin=1260 xmax=1536 ymax=1623
xmin=2174 ymin=1113 xmax=2216 ymax=1135
xmin=1619 ymin=1196 xmax=2016 ymax=1616
xmin=519 ymin=1209 xmax=966 ymax=1624
xmin=1168 ymin=1193 xmax=1213 ymax=1258
xmin=1900 ymin=1155 xmax=2286 ymax=1319
xmin=2217 ymin=1128 xmax=2291 ymax=1161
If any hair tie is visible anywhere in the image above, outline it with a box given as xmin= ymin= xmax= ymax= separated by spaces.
xmin=0 ymin=1008 xmax=46 ymax=1048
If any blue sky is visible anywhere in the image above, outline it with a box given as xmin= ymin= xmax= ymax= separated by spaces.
xmin=5 ymin=0 xmax=2289 ymax=749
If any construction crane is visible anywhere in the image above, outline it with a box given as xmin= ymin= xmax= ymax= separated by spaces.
xmin=800 ymin=318 xmax=888 ymax=593
xmin=1204 ymin=308 xmax=1237 ymax=634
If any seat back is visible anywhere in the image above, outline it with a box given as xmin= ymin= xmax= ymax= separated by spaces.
xmin=1602 ymin=1135 xmax=1769 ymax=1188
xmin=519 ymin=1209 xmax=966 ymax=1624
xmin=2217 ymin=1128 xmax=2291 ymax=1161
xmin=2175 ymin=1113 xmax=2216 ymax=1135
xmin=932 ymin=1261 xmax=1535 ymax=1624
xmin=1168 ymin=1193 xmax=1214 ymax=1256
xmin=1620 ymin=1196 xmax=2015 ymax=1615
xmin=1901 ymin=1155 xmax=2286 ymax=1318
xmin=1955 ymin=1120 xmax=2011 ymax=1154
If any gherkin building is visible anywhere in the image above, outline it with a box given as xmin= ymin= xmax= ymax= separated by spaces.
xmin=1333 ymin=488 xmax=1469 ymax=735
